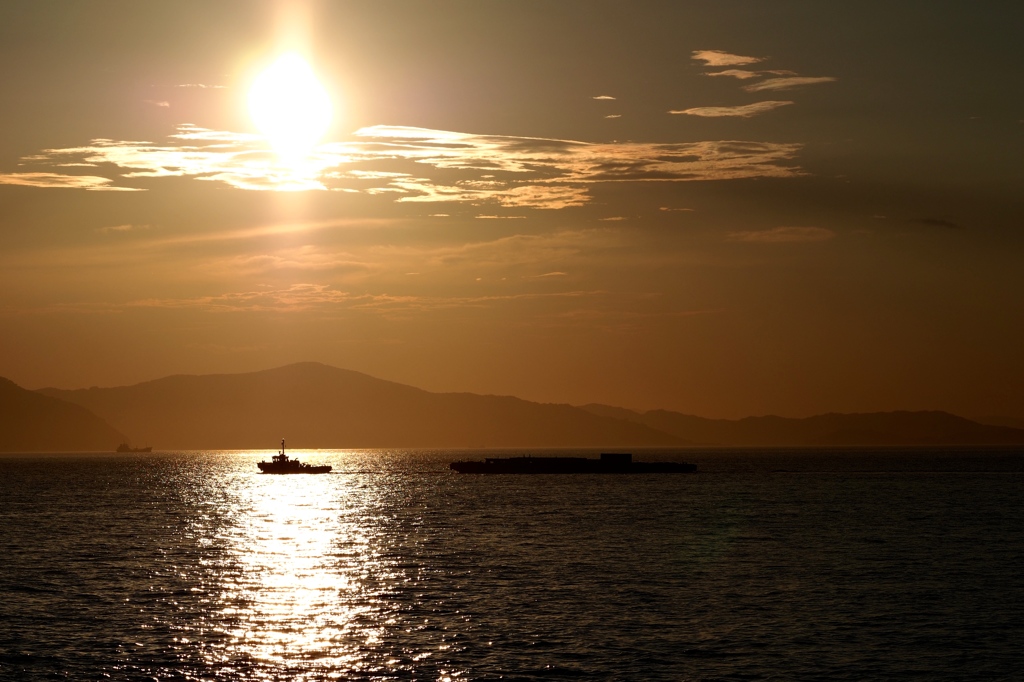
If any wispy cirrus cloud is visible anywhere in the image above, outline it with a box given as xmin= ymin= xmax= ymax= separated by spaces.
xmin=685 ymin=51 xmax=835 ymax=118
xmin=8 ymin=226 xmax=715 ymax=328
xmin=692 ymin=50 xmax=763 ymax=67
xmin=128 ymin=283 xmax=354 ymax=312
xmin=125 ymin=282 xmax=607 ymax=315
xmin=0 ymin=172 xmax=142 ymax=191
xmin=670 ymin=101 xmax=793 ymax=118
xmin=592 ymin=95 xmax=616 ymax=100
xmin=96 ymin=223 xmax=151 ymax=234
xmin=704 ymin=69 xmax=762 ymax=80
xmin=3 ymin=124 xmax=804 ymax=208
xmin=223 ymin=246 xmax=372 ymax=274
xmin=727 ymin=226 xmax=835 ymax=243
xmin=705 ymin=69 xmax=797 ymax=80
xmin=418 ymin=231 xmax=593 ymax=270
xmin=743 ymin=76 xmax=837 ymax=92
xmin=361 ymin=125 xmax=803 ymax=182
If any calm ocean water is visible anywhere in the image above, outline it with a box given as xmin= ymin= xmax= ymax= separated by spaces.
xmin=1 ymin=447 xmax=1022 ymax=681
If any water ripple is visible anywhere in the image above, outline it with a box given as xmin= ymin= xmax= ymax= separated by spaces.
xmin=1 ymin=448 xmax=1022 ymax=680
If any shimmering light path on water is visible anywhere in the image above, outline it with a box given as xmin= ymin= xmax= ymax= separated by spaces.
xmin=1 ymin=448 xmax=1023 ymax=680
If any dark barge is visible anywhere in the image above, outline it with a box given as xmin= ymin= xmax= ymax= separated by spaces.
xmin=449 ymin=452 xmax=696 ymax=474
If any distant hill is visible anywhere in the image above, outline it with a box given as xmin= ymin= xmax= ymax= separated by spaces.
xmin=976 ymin=415 xmax=1024 ymax=430
xmin=0 ymin=377 xmax=126 ymax=452
xmin=38 ymin=362 xmax=681 ymax=449
xmin=33 ymin=362 xmax=1024 ymax=449
xmin=579 ymin=404 xmax=1024 ymax=446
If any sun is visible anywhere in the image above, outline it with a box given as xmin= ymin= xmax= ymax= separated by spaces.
xmin=249 ymin=53 xmax=333 ymax=159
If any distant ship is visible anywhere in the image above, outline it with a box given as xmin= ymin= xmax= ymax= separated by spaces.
xmin=116 ymin=443 xmax=152 ymax=453
xmin=449 ymin=452 xmax=696 ymax=474
xmin=258 ymin=439 xmax=332 ymax=474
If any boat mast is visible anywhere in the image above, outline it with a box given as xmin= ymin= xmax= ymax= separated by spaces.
xmin=280 ymin=438 xmax=285 ymax=457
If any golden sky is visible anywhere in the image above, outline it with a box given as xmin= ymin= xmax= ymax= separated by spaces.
xmin=1 ymin=0 xmax=1022 ymax=419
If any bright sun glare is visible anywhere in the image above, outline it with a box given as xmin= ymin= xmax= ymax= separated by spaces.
xmin=249 ymin=53 xmax=332 ymax=159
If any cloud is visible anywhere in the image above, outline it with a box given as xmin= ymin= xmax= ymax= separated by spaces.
xmin=592 ymin=95 xmax=616 ymax=100
xmin=222 ymin=246 xmax=372 ymax=275
xmin=744 ymin=76 xmax=837 ymax=92
xmin=162 ymin=218 xmax=388 ymax=249
xmin=346 ymin=125 xmax=804 ymax=197
xmin=0 ymin=172 xmax=142 ymax=191
xmin=96 ymin=224 xmax=150 ymax=234
xmin=145 ymin=100 xmax=171 ymax=108
xmin=126 ymin=282 xmax=605 ymax=315
xmin=910 ymin=217 xmax=963 ymax=230
xmin=396 ymin=230 xmax=607 ymax=273
xmin=7 ymin=124 xmax=804 ymax=208
xmin=669 ymin=101 xmax=794 ymax=118
xmin=130 ymin=283 xmax=354 ymax=312
xmin=339 ymin=169 xmax=411 ymax=180
xmin=389 ymin=178 xmax=591 ymax=210
xmin=704 ymin=69 xmax=763 ymax=80
xmin=176 ymin=83 xmax=227 ymax=89
xmin=692 ymin=50 xmax=763 ymax=67
xmin=705 ymin=69 xmax=797 ymax=80
xmin=727 ymin=226 xmax=835 ymax=243
xmin=604 ymin=115 xmax=621 ymax=119
xmin=659 ymin=207 xmax=694 ymax=212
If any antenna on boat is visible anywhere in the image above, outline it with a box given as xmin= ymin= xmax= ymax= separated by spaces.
xmin=280 ymin=438 xmax=285 ymax=456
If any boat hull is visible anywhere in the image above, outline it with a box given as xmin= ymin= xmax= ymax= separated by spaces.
xmin=257 ymin=463 xmax=332 ymax=474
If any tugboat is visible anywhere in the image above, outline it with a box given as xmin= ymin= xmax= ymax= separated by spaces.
xmin=450 ymin=452 xmax=696 ymax=474
xmin=258 ymin=439 xmax=332 ymax=474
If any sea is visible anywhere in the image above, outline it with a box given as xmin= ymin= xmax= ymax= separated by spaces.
xmin=1 ymin=447 xmax=1022 ymax=681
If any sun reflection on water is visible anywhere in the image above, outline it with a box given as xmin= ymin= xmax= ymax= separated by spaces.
xmin=201 ymin=456 xmax=391 ymax=678
xmin=151 ymin=451 xmax=471 ymax=679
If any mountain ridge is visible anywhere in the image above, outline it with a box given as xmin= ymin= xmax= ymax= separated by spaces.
xmin=27 ymin=362 xmax=1024 ymax=449
xmin=0 ymin=377 xmax=126 ymax=451
xmin=38 ymin=362 xmax=682 ymax=449
xmin=578 ymin=404 xmax=1024 ymax=446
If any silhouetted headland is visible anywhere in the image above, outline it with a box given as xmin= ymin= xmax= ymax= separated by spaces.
xmin=0 ymin=376 xmax=125 ymax=452
xmin=450 ymin=452 xmax=697 ymax=474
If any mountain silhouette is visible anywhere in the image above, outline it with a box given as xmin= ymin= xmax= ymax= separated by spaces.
xmin=38 ymin=362 xmax=681 ymax=449
xmin=32 ymin=362 xmax=1024 ymax=449
xmin=579 ymin=404 xmax=1024 ymax=446
xmin=0 ymin=377 xmax=126 ymax=451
